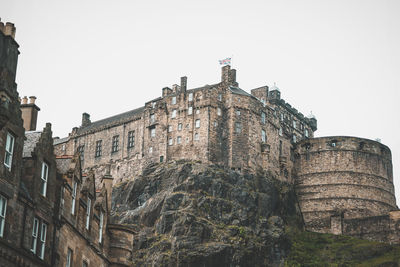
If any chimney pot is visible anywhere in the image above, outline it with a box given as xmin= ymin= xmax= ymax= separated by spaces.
xmin=22 ymin=96 xmax=28 ymax=104
xmin=29 ymin=96 xmax=36 ymax=104
xmin=82 ymin=112 xmax=91 ymax=127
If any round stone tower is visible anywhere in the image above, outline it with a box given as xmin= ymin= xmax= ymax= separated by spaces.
xmin=294 ymin=136 xmax=397 ymax=233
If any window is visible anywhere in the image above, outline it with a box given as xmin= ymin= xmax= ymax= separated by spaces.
xmin=217 ymin=107 xmax=221 ymax=116
xmin=188 ymin=106 xmax=193 ymax=115
xmin=66 ymin=248 xmax=73 ymax=267
xmin=160 ymin=156 xmax=164 ymax=162
xmin=172 ymin=96 xmax=176 ymax=105
xmin=95 ymin=140 xmax=102 ymax=157
xmin=235 ymin=122 xmax=242 ymax=134
xmin=188 ymin=93 xmax=193 ymax=101
xmin=127 ymin=131 xmax=135 ymax=148
xmin=293 ymin=120 xmax=297 ymax=129
xmin=78 ymin=145 xmax=84 ymax=162
xmin=152 ymin=102 xmax=156 ymax=109
xmin=218 ymin=93 xmax=222 ymax=101
xmin=31 ymin=218 xmax=39 ymax=253
xmin=330 ymin=141 xmax=337 ymax=147
xmin=214 ymin=121 xmax=218 ymax=127
xmin=305 ymin=129 xmax=309 ymax=138
xmin=195 ymin=119 xmax=200 ymax=128
xmin=149 ymin=147 xmax=153 ymax=154
xmin=4 ymin=132 xmax=14 ymax=170
xmin=178 ymin=123 xmax=182 ymax=131
xmin=261 ymin=129 xmax=266 ymax=142
xmin=112 ymin=135 xmax=119 ymax=153
xmin=293 ymin=135 xmax=297 ymax=143
xmin=40 ymin=162 xmax=49 ymax=197
xmin=71 ymin=181 xmax=77 ymax=215
xmin=83 ymin=261 xmax=88 ymax=267
xmin=261 ymin=112 xmax=266 ymax=124
xmin=279 ymin=128 xmax=283 ymax=136
xmin=236 ymin=110 xmax=241 ymax=116
xmin=168 ymin=138 xmax=173 ymax=146
xmin=177 ymin=136 xmax=182 ymax=144
xmin=196 ymin=108 xmax=200 ymax=115
xmin=86 ymin=198 xmax=91 ymax=230
xmin=150 ymin=114 xmax=155 ymax=123
xmin=171 ymin=109 xmax=177 ymax=118
xmin=99 ymin=211 xmax=104 ymax=243
xmin=0 ymin=195 xmax=7 ymax=237
xmin=194 ymin=133 xmax=199 ymax=141
xmin=150 ymin=128 xmax=156 ymax=137
xmin=168 ymin=125 xmax=173 ymax=132
xmin=38 ymin=223 xmax=47 ymax=259
xmin=280 ymin=113 xmax=284 ymax=121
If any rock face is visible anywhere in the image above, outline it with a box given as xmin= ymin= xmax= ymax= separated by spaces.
xmin=111 ymin=161 xmax=303 ymax=266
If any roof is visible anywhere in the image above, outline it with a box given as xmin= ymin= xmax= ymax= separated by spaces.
xmin=76 ymin=106 xmax=145 ymax=136
xmin=56 ymin=157 xmax=73 ymax=174
xmin=229 ymin=86 xmax=256 ymax=99
xmin=53 ymin=136 xmax=70 ymax=145
xmin=23 ymin=131 xmax=42 ymax=158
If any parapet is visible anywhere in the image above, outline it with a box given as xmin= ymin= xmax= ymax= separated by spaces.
xmin=296 ymin=136 xmax=392 ymax=160
xmin=0 ymin=19 xmax=16 ymax=39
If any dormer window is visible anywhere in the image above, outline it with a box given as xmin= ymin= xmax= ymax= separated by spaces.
xmin=40 ymin=162 xmax=49 ymax=197
xmin=4 ymin=132 xmax=14 ymax=170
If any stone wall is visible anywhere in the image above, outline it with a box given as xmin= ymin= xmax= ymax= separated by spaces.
xmin=295 ymin=136 xmax=396 ymax=233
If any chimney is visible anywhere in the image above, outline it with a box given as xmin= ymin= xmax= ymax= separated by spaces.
xmin=221 ymin=65 xmax=231 ymax=84
xmin=0 ymin=20 xmax=16 ymax=39
xmin=20 ymin=96 xmax=40 ymax=131
xmin=101 ymin=164 xmax=114 ymax=212
xmin=81 ymin=112 xmax=91 ymax=127
xmin=180 ymin=76 xmax=187 ymax=93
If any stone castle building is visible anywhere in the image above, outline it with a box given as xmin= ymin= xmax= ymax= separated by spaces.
xmin=0 ymin=19 xmax=399 ymax=267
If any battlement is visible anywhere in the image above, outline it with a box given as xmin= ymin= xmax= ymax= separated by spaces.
xmin=296 ymin=136 xmax=391 ymax=160
xmin=0 ymin=19 xmax=16 ymax=39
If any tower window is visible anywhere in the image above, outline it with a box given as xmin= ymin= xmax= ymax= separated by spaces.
xmin=171 ymin=109 xmax=177 ymax=118
xmin=188 ymin=93 xmax=193 ymax=102
xmin=178 ymin=123 xmax=182 ymax=131
xmin=86 ymin=198 xmax=91 ymax=230
xmin=150 ymin=128 xmax=156 ymax=137
xmin=172 ymin=96 xmax=176 ymax=105
xmin=196 ymin=108 xmax=200 ymax=114
xmin=195 ymin=119 xmax=201 ymax=128
xmin=194 ymin=133 xmax=199 ymax=141
xmin=168 ymin=138 xmax=173 ymax=146
xmin=177 ymin=136 xmax=182 ymax=144
xmin=218 ymin=93 xmax=222 ymax=101
xmin=150 ymin=114 xmax=155 ymax=123
xmin=188 ymin=106 xmax=193 ymax=115
xmin=236 ymin=110 xmax=241 ymax=116
xmin=71 ymin=181 xmax=77 ymax=215
xmin=304 ymin=129 xmax=309 ymax=138
xmin=217 ymin=107 xmax=222 ymax=116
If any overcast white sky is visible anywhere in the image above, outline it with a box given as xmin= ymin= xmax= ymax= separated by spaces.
xmin=2 ymin=0 xmax=400 ymax=204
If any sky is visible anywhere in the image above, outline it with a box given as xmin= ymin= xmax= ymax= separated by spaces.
xmin=1 ymin=0 xmax=400 ymax=204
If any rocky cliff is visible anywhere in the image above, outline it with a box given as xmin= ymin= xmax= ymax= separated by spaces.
xmin=111 ymin=161 xmax=303 ymax=266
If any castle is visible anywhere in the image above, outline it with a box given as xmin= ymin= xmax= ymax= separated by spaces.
xmin=0 ymin=21 xmax=399 ymax=266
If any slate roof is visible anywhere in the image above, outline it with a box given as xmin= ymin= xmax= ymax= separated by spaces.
xmin=53 ymin=136 xmax=70 ymax=145
xmin=76 ymin=106 xmax=145 ymax=136
xmin=229 ymin=86 xmax=255 ymax=98
xmin=23 ymin=131 xmax=42 ymax=158
xmin=56 ymin=157 xmax=72 ymax=174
